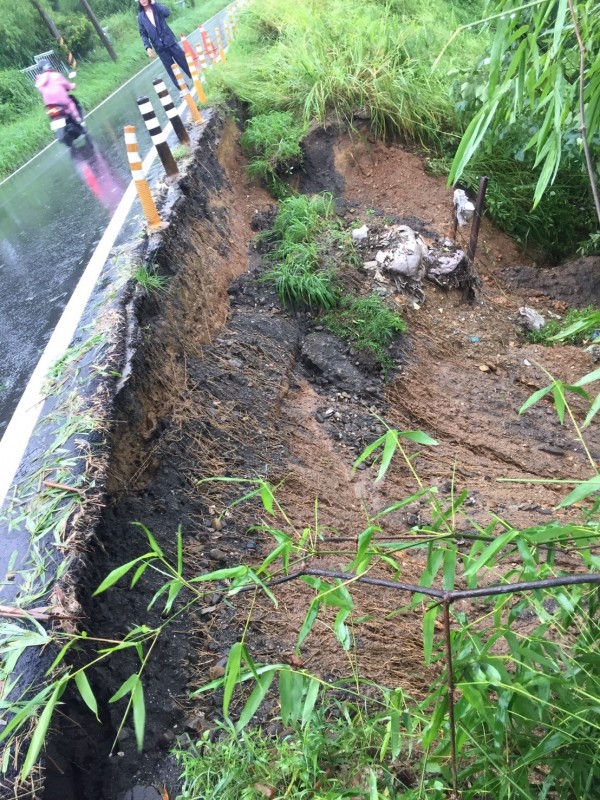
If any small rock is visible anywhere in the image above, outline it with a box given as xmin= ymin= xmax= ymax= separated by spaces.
xmin=228 ymin=358 xmax=243 ymax=369
xmin=315 ymin=411 xmax=325 ymax=423
xmin=208 ymin=663 xmax=226 ymax=680
xmin=210 ymin=517 xmax=223 ymax=531
xmin=208 ymin=548 xmax=228 ymax=562
xmin=352 ymin=224 xmax=369 ymax=241
xmin=479 ymin=364 xmax=490 ymax=372
xmin=538 ymin=444 xmax=565 ymax=455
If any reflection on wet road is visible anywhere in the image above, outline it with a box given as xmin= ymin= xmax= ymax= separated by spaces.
xmin=0 ymin=21 xmax=218 ymax=437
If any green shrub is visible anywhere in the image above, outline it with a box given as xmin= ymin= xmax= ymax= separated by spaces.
xmin=56 ymin=14 xmax=95 ymax=59
xmin=0 ymin=70 xmax=39 ymax=124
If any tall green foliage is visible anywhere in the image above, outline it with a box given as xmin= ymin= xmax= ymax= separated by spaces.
xmin=0 ymin=0 xmax=53 ymax=69
xmin=447 ymin=0 xmax=600 ymax=216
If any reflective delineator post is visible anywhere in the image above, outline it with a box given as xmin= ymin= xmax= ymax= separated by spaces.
xmin=137 ymin=96 xmax=179 ymax=178
xmin=196 ymin=42 xmax=209 ymax=80
xmin=152 ymin=78 xmax=189 ymax=146
xmin=124 ymin=125 xmax=161 ymax=229
xmin=185 ymin=52 xmax=207 ymax=104
xmin=179 ymin=32 xmax=200 ymax=70
xmin=199 ymin=25 xmax=217 ymax=62
xmin=224 ymin=13 xmax=234 ymax=45
xmin=214 ymin=23 xmax=227 ymax=63
xmin=173 ymin=64 xmax=203 ymax=125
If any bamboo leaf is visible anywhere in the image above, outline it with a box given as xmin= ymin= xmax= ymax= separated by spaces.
xmin=132 ymin=679 xmax=146 ymax=752
xmin=582 ymin=393 xmax=600 ymax=429
xmin=94 ymin=557 xmax=149 ymax=596
xmin=132 ymin=522 xmax=163 ymax=557
xmin=259 ymin=481 xmax=275 ymax=515
xmin=74 ymin=671 xmax=98 ymax=719
xmin=301 ymin=676 xmax=320 ymax=727
xmin=518 ymin=384 xmax=553 ymax=415
xmin=109 ymin=674 xmax=138 ymax=704
xmin=21 ymin=682 xmax=64 ymax=779
xmin=236 ymin=669 xmax=276 ymax=731
xmin=223 ymin=642 xmax=243 ymax=719
xmin=399 ymin=430 xmax=439 ymax=446
xmin=422 ymin=605 xmax=438 ymax=666
xmin=297 ymin=600 xmax=320 ymax=651
xmin=176 ymin=525 xmax=183 ymax=575
xmin=464 ymin=529 xmax=518 ymax=576
xmin=557 ymin=475 xmax=600 ymax=508
xmin=376 ymin=430 xmax=399 ymax=482
xmin=279 ymin=669 xmax=305 ymax=724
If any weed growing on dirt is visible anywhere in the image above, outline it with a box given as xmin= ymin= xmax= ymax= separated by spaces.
xmin=324 ymin=294 xmax=407 ymax=369
xmin=133 ymin=265 xmax=168 ymax=294
xmin=177 ymin=691 xmax=419 ymax=800
xmin=262 ymin=194 xmax=343 ymax=309
xmin=171 ymin=144 xmax=190 ymax=161
xmin=526 ymin=306 xmax=600 ymax=346
xmin=240 ymin=111 xmax=307 ymax=197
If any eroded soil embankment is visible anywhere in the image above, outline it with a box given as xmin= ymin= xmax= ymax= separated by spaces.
xmin=45 ymin=121 xmax=600 ymax=800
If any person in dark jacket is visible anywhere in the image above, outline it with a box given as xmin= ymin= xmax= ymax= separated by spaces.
xmin=137 ymin=0 xmax=193 ymax=90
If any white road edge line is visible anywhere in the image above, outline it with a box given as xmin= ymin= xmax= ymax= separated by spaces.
xmin=0 ymin=101 xmax=188 ymax=510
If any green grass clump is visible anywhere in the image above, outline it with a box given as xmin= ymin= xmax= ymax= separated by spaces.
xmin=263 ymin=193 xmax=342 ymax=310
xmin=133 ymin=265 xmax=168 ymax=293
xmin=240 ymin=111 xmax=307 ymax=197
xmin=527 ymin=306 xmax=600 ymax=346
xmin=324 ymin=294 xmax=407 ymax=368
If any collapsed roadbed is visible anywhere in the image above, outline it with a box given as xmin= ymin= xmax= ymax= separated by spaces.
xmin=3 ymin=114 xmax=600 ymax=800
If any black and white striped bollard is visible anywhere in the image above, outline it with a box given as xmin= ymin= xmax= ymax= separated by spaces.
xmin=152 ymin=78 xmax=190 ymax=146
xmin=136 ymin=95 xmax=179 ymax=178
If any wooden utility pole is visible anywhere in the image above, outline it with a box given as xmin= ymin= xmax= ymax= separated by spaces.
xmin=78 ymin=0 xmax=118 ymax=62
xmin=30 ymin=0 xmax=62 ymax=40
xmin=29 ymin=0 xmax=78 ymax=72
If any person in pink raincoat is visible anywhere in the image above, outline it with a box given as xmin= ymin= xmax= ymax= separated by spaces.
xmin=35 ymin=60 xmax=82 ymax=123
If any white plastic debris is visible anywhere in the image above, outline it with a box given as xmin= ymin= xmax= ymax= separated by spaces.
xmin=518 ymin=306 xmax=545 ymax=332
xmin=453 ymin=189 xmax=475 ymax=227
xmin=385 ymin=226 xmax=428 ymax=280
xmin=363 ymin=260 xmax=378 ymax=270
xmin=352 ymin=224 xmax=369 ymax=241
xmin=375 ymin=250 xmax=388 ymax=265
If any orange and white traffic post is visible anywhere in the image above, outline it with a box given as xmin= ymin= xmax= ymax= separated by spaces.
xmin=214 ymin=23 xmax=227 ymax=64
xmin=185 ymin=51 xmax=207 ymax=105
xmin=196 ymin=42 xmax=209 ymax=79
xmin=173 ymin=63 xmax=203 ymax=125
xmin=199 ymin=25 xmax=217 ymax=62
xmin=179 ymin=32 xmax=200 ymax=70
xmin=124 ymin=125 xmax=161 ymax=229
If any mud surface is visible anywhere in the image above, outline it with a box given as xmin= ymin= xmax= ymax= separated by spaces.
xmin=45 ymin=123 xmax=600 ymax=799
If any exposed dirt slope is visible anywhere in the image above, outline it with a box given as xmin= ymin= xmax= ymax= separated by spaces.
xmin=45 ymin=123 xmax=599 ymax=800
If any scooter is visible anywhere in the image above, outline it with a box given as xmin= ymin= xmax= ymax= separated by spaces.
xmin=45 ymin=96 xmax=92 ymax=155
xmin=45 ymin=98 xmax=123 ymax=212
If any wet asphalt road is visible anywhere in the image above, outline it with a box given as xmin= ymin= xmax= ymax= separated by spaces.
xmin=0 ymin=16 xmax=223 ymax=438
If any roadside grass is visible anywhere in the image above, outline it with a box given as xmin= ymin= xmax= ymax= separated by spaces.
xmin=0 ymin=0 xmax=229 ymax=180
xmin=208 ymin=0 xmax=469 ymax=147
xmin=324 ymin=294 xmax=407 ymax=369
